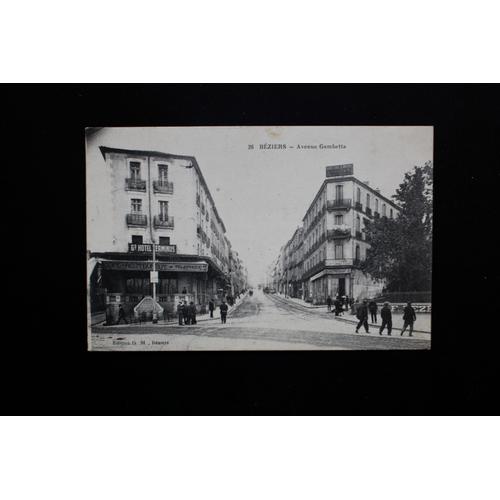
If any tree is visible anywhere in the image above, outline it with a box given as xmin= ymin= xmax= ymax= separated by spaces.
xmin=361 ymin=162 xmax=433 ymax=292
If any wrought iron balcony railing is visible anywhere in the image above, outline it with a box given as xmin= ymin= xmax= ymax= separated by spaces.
xmin=327 ymin=228 xmax=352 ymax=240
xmin=327 ymin=199 xmax=352 ymax=211
xmin=355 ymin=201 xmax=363 ymax=211
xmin=126 ymin=213 xmax=147 ymax=227
xmin=154 ymin=215 xmax=174 ymax=228
xmin=365 ymin=206 xmax=372 ymax=216
xmin=153 ymin=180 xmax=174 ymax=194
xmin=125 ymin=178 xmax=147 ymax=191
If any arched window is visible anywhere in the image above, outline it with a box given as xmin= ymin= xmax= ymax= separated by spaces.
xmin=390 ymin=208 xmax=393 ymax=218
xmin=357 ymin=187 xmax=361 ymax=202
xmin=356 ymin=215 xmax=360 ymax=232
xmin=355 ymin=245 xmax=360 ymax=261
xmin=375 ymin=198 xmax=379 ymax=212
xmin=366 ymin=193 xmax=370 ymax=208
xmin=382 ymin=204 xmax=386 ymax=216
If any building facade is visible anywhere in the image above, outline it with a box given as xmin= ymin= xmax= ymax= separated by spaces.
xmin=87 ymin=131 xmax=246 ymax=321
xmin=268 ymin=164 xmax=400 ymax=304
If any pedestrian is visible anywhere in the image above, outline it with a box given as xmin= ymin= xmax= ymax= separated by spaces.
xmin=401 ymin=302 xmax=417 ymax=337
xmin=189 ymin=301 xmax=197 ymax=325
xmin=183 ymin=300 xmax=190 ymax=325
xmin=379 ymin=302 xmax=392 ymax=335
xmin=368 ymin=299 xmax=378 ymax=323
xmin=355 ymin=299 xmax=369 ymax=333
xmin=220 ymin=300 xmax=228 ymax=324
xmin=345 ymin=295 xmax=350 ymax=311
xmin=335 ymin=298 xmax=343 ymax=316
xmin=326 ymin=295 xmax=332 ymax=312
xmin=208 ymin=298 xmax=215 ymax=318
xmin=177 ymin=301 xmax=184 ymax=326
xmin=116 ymin=304 xmax=128 ymax=324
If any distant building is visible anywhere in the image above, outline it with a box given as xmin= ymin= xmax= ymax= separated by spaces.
xmin=86 ymin=130 xmax=246 ymax=320
xmin=268 ymin=164 xmax=400 ymax=304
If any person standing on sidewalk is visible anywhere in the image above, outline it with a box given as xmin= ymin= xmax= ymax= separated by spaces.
xmin=401 ymin=302 xmax=417 ymax=336
xmin=177 ymin=301 xmax=184 ymax=326
xmin=189 ymin=301 xmax=197 ymax=324
xmin=183 ymin=300 xmax=190 ymax=325
xmin=116 ymin=305 xmax=128 ymax=324
xmin=208 ymin=298 xmax=215 ymax=318
xmin=379 ymin=302 xmax=392 ymax=335
xmin=326 ymin=295 xmax=332 ymax=312
xmin=220 ymin=300 xmax=228 ymax=324
xmin=355 ymin=300 xmax=369 ymax=333
xmin=368 ymin=299 xmax=378 ymax=323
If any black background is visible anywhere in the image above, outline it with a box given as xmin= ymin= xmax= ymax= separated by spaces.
xmin=9 ymin=84 xmax=499 ymax=414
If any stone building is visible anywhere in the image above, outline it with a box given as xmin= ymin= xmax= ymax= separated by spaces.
xmin=86 ymin=130 xmax=244 ymax=321
xmin=269 ymin=164 xmax=400 ymax=304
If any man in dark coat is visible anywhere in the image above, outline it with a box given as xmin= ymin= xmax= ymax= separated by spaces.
xmin=177 ymin=301 xmax=184 ymax=326
xmin=401 ymin=302 xmax=417 ymax=336
xmin=220 ymin=301 xmax=228 ymax=324
xmin=116 ymin=304 xmax=128 ymax=324
xmin=368 ymin=300 xmax=378 ymax=323
xmin=208 ymin=299 xmax=215 ymax=318
xmin=355 ymin=300 xmax=369 ymax=333
xmin=189 ymin=301 xmax=197 ymax=324
xmin=183 ymin=300 xmax=190 ymax=325
xmin=335 ymin=298 xmax=343 ymax=316
xmin=379 ymin=302 xmax=392 ymax=335
xmin=326 ymin=295 xmax=332 ymax=312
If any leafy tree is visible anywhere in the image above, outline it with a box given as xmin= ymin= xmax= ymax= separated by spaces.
xmin=361 ymin=162 xmax=433 ymax=292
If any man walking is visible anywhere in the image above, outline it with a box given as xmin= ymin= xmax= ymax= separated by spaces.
xmin=355 ymin=299 xmax=369 ymax=333
xmin=379 ymin=302 xmax=392 ymax=335
xmin=220 ymin=300 xmax=228 ymax=324
xmin=401 ymin=302 xmax=417 ymax=337
xmin=368 ymin=299 xmax=378 ymax=323
xmin=116 ymin=304 xmax=128 ymax=324
xmin=183 ymin=300 xmax=190 ymax=325
xmin=177 ymin=301 xmax=184 ymax=326
xmin=208 ymin=298 xmax=215 ymax=318
xmin=326 ymin=295 xmax=332 ymax=312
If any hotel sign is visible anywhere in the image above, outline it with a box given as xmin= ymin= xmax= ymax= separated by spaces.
xmin=129 ymin=243 xmax=177 ymax=254
xmin=326 ymin=164 xmax=354 ymax=178
xmin=102 ymin=260 xmax=208 ymax=273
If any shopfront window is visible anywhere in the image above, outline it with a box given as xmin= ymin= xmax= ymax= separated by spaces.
xmin=159 ymin=279 xmax=178 ymax=294
xmin=126 ymin=278 xmax=150 ymax=294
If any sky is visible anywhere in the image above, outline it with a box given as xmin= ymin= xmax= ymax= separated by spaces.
xmin=94 ymin=126 xmax=433 ymax=285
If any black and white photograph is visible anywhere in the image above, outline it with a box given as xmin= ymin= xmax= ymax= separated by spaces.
xmin=87 ymin=126 xmax=433 ymax=350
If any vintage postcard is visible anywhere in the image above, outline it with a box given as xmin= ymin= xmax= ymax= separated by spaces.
xmin=86 ymin=126 xmax=433 ymax=350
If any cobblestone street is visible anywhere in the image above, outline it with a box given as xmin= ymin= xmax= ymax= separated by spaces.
xmin=91 ymin=289 xmax=431 ymax=350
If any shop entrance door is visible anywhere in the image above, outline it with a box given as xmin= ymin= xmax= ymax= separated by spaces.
xmin=338 ymin=278 xmax=346 ymax=296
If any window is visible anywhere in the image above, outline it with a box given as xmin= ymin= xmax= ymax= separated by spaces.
xmin=159 ymin=236 xmax=170 ymax=245
xmin=159 ymin=201 xmax=168 ymax=221
xmin=382 ymin=204 xmax=386 ymax=216
xmin=375 ymin=198 xmax=379 ymax=212
xmin=355 ymin=245 xmax=360 ymax=260
xmin=356 ymin=215 xmax=361 ymax=232
xmin=335 ymin=214 xmax=343 ymax=225
xmin=366 ymin=193 xmax=370 ymax=208
xmin=126 ymin=278 xmax=150 ymax=294
xmin=158 ymin=164 xmax=168 ymax=183
xmin=336 ymin=184 xmax=343 ymax=200
xmin=131 ymin=235 xmax=143 ymax=244
xmin=335 ymin=243 xmax=343 ymax=259
xmin=357 ymin=187 xmax=361 ymax=202
xmin=131 ymin=199 xmax=142 ymax=213
xmin=390 ymin=208 xmax=393 ymax=218
xmin=159 ymin=278 xmax=178 ymax=294
xmin=130 ymin=161 xmax=141 ymax=180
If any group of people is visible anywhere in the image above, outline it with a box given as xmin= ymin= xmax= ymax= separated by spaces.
xmin=176 ymin=300 xmax=198 ymax=325
xmin=326 ymin=294 xmax=353 ymax=316
xmin=354 ymin=300 xmax=417 ymax=336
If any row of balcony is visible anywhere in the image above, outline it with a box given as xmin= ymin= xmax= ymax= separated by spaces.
xmin=125 ymin=178 xmax=174 ymax=194
xmin=126 ymin=213 xmax=174 ymax=228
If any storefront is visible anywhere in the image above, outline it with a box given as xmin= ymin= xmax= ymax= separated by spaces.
xmin=89 ymin=251 xmax=229 ymax=322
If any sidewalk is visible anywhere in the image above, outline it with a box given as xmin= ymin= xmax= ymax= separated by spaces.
xmin=271 ymin=293 xmax=431 ymax=334
xmin=91 ymin=293 xmax=246 ymax=327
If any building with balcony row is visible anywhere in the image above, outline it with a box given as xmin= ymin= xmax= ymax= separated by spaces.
xmin=86 ymin=129 xmax=247 ymax=319
xmin=267 ymin=163 xmax=400 ymax=304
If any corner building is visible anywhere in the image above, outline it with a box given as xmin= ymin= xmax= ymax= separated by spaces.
xmin=87 ymin=132 xmax=241 ymax=320
xmin=272 ymin=164 xmax=400 ymax=304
